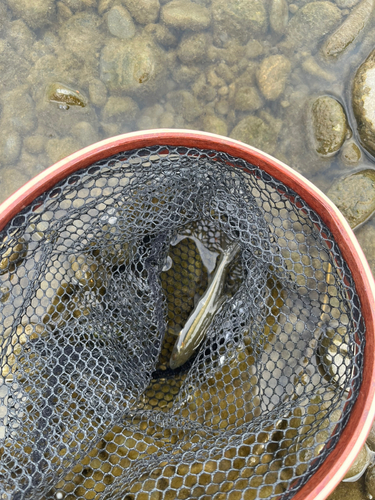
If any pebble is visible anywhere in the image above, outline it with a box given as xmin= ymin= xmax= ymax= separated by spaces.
xmin=307 ymin=96 xmax=348 ymax=157
xmin=282 ymin=2 xmax=341 ymax=51
xmin=356 ymin=223 xmax=375 ymax=282
xmin=144 ymin=23 xmax=178 ymax=47
xmin=161 ymin=0 xmax=211 ymax=31
xmin=201 ymin=113 xmax=228 ymax=136
xmin=327 ymin=478 xmax=368 ymax=500
xmin=327 ymin=169 xmax=375 ymax=228
xmin=352 ymin=48 xmax=375 ymax=158
xmin=230 ymin=115 xmax=278 ymax=155
xmin=0 ymin=130 xmax=22 ymax=166
xmin=167 ymin=90 xmax=203 ymax=122
xmin=234 ymin=86 xmax=263 ymax=111
xmin=101 ymin=96 xmax=140 ymax=124
xmin=343 ymin=443 xmax=372 ymax=482
xmin=301 ymin=56 xmax=335 ymax=82
xmin=0 ymin=85 xmax=35 ymax=134
xmin=88 ymin=78 xmax=108 ymax=108
xmin=7 ymin=19 xmax=35 ymax=57
xmin=321 ymin=0 xmax=374 ymax=59
xmin=107 ymin=5 xmax=136 ymax=40
xmin=257 ymin=55 xmax=292 ymax=101
xmin=212 ymin=0 xmax=268 ymax=44
xmin=100 ymin=36 xmax=167 ymax=97
xmin=61 ymin=0 xmax=96 ymax=11
xmin=24 ymin=134 xmax=46 ymax=155
xmin=70 ymin=121 xmax=99 ymax=148
xmin=340 ymin=141 xmax=362 ymax=166
xmin=159 ymin=111 xmax=174 ymax=128
xmin=5 ymin=0 xmax=56 ymax=29
xmin=122 ymin=0 xmax=160 ymax=25
xmin=366 ymin=463 xmax=375 ymax=498
xmin=178 ymin=32 xmax=208 ymax=64
xmin=45 ymin=137 xmax=81 ymax=164
xmin=0 ymin=168 xmax=29 ymax=205
xmin=270 ymin=0 xmax=289 ymax=35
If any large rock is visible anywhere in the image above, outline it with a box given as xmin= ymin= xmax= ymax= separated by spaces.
xmin=282 ymin=2 xmax=341 ymax=51
xmin=100 ymin=36 xmax=167 ymax=98
xmin=327 ymin=170 xmax=375 ymax=228
xmin=212 ymin=0 xmax=268 ymax=44
xmin=352 ymin=49 xmax=375 ymax=157
xmin=230 ymin=115 xmax=278 ymax=155
xmin=307 ymin=96 xmax=348 ymax=157
xmin=123 ymin=0 xmax=160 ymax=24
xmin=257 ymin=55 xmax=291 ymax=101
xmin=5 ymin=0 xmax=56 ymax=29
xmin=161 ymin=0 xmax=211 ymax=31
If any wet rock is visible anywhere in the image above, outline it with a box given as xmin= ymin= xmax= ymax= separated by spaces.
xmin=57 ymin=1 xmax=73 ymax=21
xmin=100 ymin=36 xmax=167 ymax=98
xmin=282 ymin=2 xmax=341 ymax=51
xmin=0 ymin=168 xmax=29 ymax=204
xmin=335 ymin=0 xmax=360 ymax=6
xmin=352 ymin=49 xmax=375 ymax=158
xmin=0 ymin=86 xmax=35 ymax=134
xmin=59 ymin=12 xmax=104 ymax=64
xmin=327 ymin=169 xmax=375 ymax=228
xmin=107 ymin=5 xmax=136 ymax=40
xmin=161 ymin=0 xmax=211 ymax=31
xmin=366 ymin=462 xmax=375 ymax=497
xmin=61 ymin=0 xmax=97 ymax=11
xmin=144 ymin=24 xmax=178 ymax=48
xmin=245 ymin=40 xmax=264 ymax=59
xmin=172 ymin=64 xmax=201 ymax=85
xmin=47 ymin=82 xmax=88 ymax=109
xmin=321 ymin=0 xmax=373 ymax=59
xmin=5 ymin=0 xmax=56 ymax=30
xmin=307 ymin=96 xmax=348 ymax=157
xmin=136 ymin=104 xmax=164 ymax=129
xmin=89 ymin=78 xmax=108 ymax=108
xmin=341 ymin=141 xmax=362 ymax=166
xmin=301 ymin=56 xmax=335 ymax=82
xmin=257 ymin=55 xmax=291 ymax=101
xmin=101 ymin=96 xmax=139 ymax=124
xmin=122 ymin=0 xmax=160 ymax=24
xmin=177 ymin=33 xmax=208 ymax=64
xmin=45 ymin=137 xmax=81 ymax=164
xmin=0 ymin=40 xmax=30 ymax=93
xmin=0 ymin=130 xmax=22 ymax=166
xmin=70 ymin=122 xmax=99 ymax=148
xmin=270 ymin=0 xmax=289 ymax=35
xmin=327 ymin=478 xmax=367 ymax=500
xmin=7 ymin=20 xmax=35 ymax=57
xmin=167 ymin=90 xmax=203 ymax=122
xmin=234 ymin=86 xmax=263 ymax=111
xmin=159 ymin=111 xmax=175 ymax=128
xmin=201 ymin=113 xmax=228 ymax=136
xmin=230 ymin=115 xmax=278 ymax=155
xmin=212 ymin=0 xmax=268 ymax=44
xmin=343 ymin=443 xmax=371 ymax=481
xmin=24 ymin=135 xmax=46 ymax=155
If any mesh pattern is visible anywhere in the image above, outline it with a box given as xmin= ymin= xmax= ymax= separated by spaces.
xmin=0 ymin=146 xmax=364 ymax=500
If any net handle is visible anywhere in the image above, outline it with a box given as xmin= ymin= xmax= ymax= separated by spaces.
xmin=1 ymin=129 xmax=374 ymax=500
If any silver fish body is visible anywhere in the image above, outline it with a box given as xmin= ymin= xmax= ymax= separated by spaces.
xmin=169 ymin=241 xmax=241 ymax=369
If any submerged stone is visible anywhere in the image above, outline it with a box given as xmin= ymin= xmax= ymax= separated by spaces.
xmin=101 ymin=96 xmax=140 ymax=123
xmin=307 ymin=96 xmax=348 ymax=157
xmin=107 ymin=5 xmax=136 ymax=40
xmin=161 ymin=0 xmax=211 ymax=31
xmin=212 ymin=0 xmax=268 ymax=44
xmin=327 ymin=169 xmax=375 ymax=228
xmin=257 ymin=55 xmax=291 ymax=101
xmin=5 ymin=0 xmax=56 ymax=29
xmin=352 ymin=49 xmax=375 ymax=158
xmin=340 ymin=141 xmax=362 ymax=166
xmin=122 ymin=0 xmax=160 ymax=25
xmin=230 ymin=115 xmax=278 ymax=155
xmin=270 ymin=0 xmax=289 ymax=35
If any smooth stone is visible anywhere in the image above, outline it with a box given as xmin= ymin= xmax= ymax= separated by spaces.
xmin=88 ymin=78 xmax=108 ymax=108
xmin=321 ymin=0 xmax=374 ymax=59
xmin=257 ymin=55 xmax=291 ymax=101
xmin=107 ymin=5 xmax=136 ymax=40
xmin=61 ymin=0 xmax=97 ymax=11
xmin=335 ymin=0 xmax=360 ymax=6
xmin=159 ymin=111 xmax=175 ymax=128
xmin=161 ymin=0 xmax=211 ymax=31
xmin=101 ymin=96 xmax=140 ymax=123
xmin=230 ymin=115 xmax=278 ymax=155
xmin=7 ymin=20 xmax=35 ymax=57
xmin=340 ymin=141 xmax=362 ymax=166
xmin=343 ymin=444 xmax=371 ymax=481
xmin=0 ymin=39 xmax=30 ymax=93
xmin=308 ymin=96 xmax=348 ymax=157
xmin=0 ymin=168 xmax=29 ymax=205
xmin=0 ymin=85 xmax=35 ymax=134
xmin=245 ymin=40 xmax=264 ymax=59
xmin=144 ymin=24 xmax=178 ymax=47
xmin=234 ymin=86 xmax=263 ymax=111
xmin=47 ymin=82 xmax=88 ymax=108
xmin=24 ymin=135 xmax=46 ymax=155
xmin=136 ymin=104 xmax=164 ymax=129
xmin=301 ymin=56 xmax=335 ymax=82
xmin=5 ymin=0 xmax=56 ymax=29
xmin=282 ymin=2 xmax=341 ymax=51
xmin=100 ymin=36 xmax=167 ymax=98
xmin=327 ymin=169 xmax=375 ymax=228
xmin=172 ymin=64 xmax=201 ymax=85
xmin=366 ymin=463 xmax=375 ymax=498
xmin=201 ymin=113 xmax=228 ymax=136
xmin=122 ymin=0 xmax=160 ymax=24
xmin=70 ymin=122 xmax=99 ymax=148
xmin=177 ymin=32 xmax=208 ymax=64
xmin=0 ymin=130 xmax=22 ymax=166
xmin=352 ymin=49 xmax=375 ymax=158
xmin=212 ymin=0 xmax=268 ymax=44
xmin=45 ymin=137 xmax=81 ymax=164
xmin=167 ymin=90 xmax=203 ymax=122
xmin=270 ymin=0 xmax=289 ymax=35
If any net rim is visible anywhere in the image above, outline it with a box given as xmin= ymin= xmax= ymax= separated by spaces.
xmin=1 ymin=128 xmax=374 ymax=500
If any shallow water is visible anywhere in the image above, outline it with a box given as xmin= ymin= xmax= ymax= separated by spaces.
xmin=1 ymin=0 xmax=375 ymax=498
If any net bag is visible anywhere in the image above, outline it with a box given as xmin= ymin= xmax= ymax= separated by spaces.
xmin=0 ymin=131 xmax=374 ymax=500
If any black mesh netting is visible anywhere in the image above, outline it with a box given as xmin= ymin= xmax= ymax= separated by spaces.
xmin=0 ymin=146 xmax=364 ymax=500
